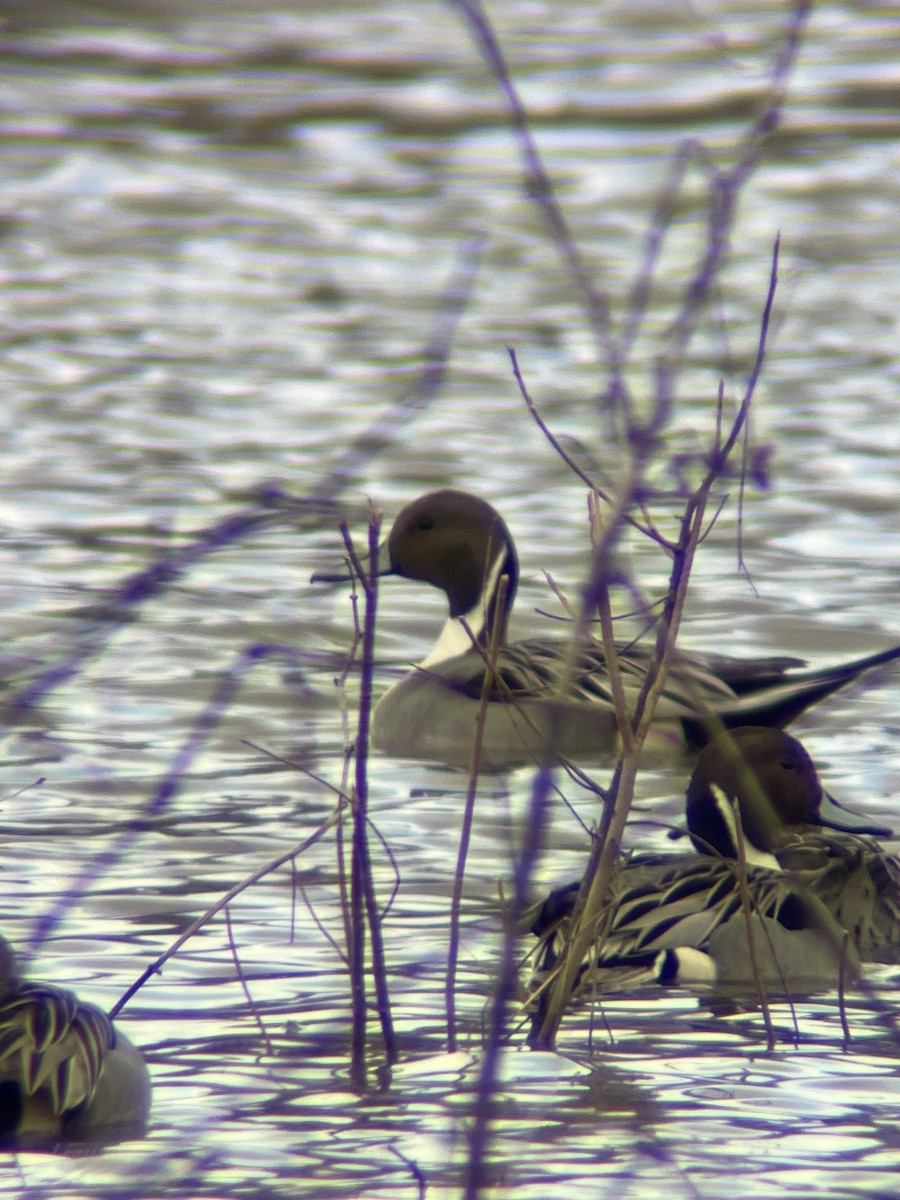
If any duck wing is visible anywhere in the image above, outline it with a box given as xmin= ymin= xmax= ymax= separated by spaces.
xmin=0 ymin=982 xmax=113 ymax=1119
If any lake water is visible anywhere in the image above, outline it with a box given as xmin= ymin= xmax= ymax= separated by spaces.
xmin=1 ymin=0 xmax=899 ymax=1196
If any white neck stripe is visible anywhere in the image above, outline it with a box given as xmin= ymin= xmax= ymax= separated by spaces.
xmin=710 ymin=783 xmax=781 ymax=871
xmin=418 ymin=541 xmax=509 ymax=669
xmin=420 ymin=617 xmax=475 ymax=668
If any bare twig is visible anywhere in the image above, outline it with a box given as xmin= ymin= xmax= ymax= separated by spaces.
xmin=341 ymin=509 xmax=398 ymax=1085
xmin=110 ymin=808 xmax=341 ymax=1019
xmin=446 ymin=574 xmax=510 ymax=1048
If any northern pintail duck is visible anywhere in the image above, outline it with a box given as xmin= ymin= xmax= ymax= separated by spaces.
xmin=0 ymin=937 xmax=150 ymax=1145
xmin=529 ymin=728 xmax=900 ymax=996
xmin=316 ymin=489 xmax=900 ymax=770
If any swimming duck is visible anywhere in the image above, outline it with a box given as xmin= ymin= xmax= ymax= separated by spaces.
xmin=315 ymin=489 xmax=900 ymax=770
xmin=529 ymin=727 xmax=900 ymax=995
xmin=0 ymin=937 xmax=151 ymax=1145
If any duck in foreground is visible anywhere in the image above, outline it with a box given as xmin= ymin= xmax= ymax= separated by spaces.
xmin=315 ymin=489 xmax=900 ymax=770
xmin=0 ymin=938 xmax=150 ymax=1146
xmin=529 ymin=728 xmax=900 ymax=999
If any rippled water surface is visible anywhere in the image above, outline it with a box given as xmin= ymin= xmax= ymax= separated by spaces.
xmin=1 ymin=0 xmax=899 ymax=1195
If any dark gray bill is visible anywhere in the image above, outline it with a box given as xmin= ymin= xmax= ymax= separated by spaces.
xmin=311 ymin=540 xmax=394 ymax=584
xmin=816 ymin=790 xmax=892 ymax=837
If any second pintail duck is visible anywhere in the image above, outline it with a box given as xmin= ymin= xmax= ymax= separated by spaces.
xmin=315 ymin=489 xmax=900 ymax=770
xmin=0 ymin=936 xmax=151 ymax=1146
xmin=529 ymin=727 xmax=900 ymax=997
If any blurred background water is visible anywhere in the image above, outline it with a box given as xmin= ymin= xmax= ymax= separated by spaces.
xmin=0 ymin=0 xmax=898 ymax=1195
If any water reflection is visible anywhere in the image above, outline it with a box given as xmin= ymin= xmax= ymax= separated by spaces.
xmin=1 ymin=0 xmax=899 ymax=1192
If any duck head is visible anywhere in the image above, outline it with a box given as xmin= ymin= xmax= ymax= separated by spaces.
xmin=314 ymin=490 xmax=519 ymax=662
xmin=382 ymin=490 xmax=518 ymax=618
xmin=686 ymin=726 xmax=892 ymax=863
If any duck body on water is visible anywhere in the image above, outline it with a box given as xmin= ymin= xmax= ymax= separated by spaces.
xmin=316 ymin=490 xmax=900 ymax=770
xmin=530 ymin=728 xmax=900 ymax=995
xmin=0 ymin=938 xmax=150 ymax=1147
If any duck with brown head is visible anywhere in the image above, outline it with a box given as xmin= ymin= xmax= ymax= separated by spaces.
xmin=530 ymin=728 xmax=899 ymax=996
xmin=315 ymin=490 xmax=900 ymax=770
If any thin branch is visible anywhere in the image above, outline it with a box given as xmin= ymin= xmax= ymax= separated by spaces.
xmin=446 ymin=575 xmax=510 ymax=1047
xmin=451 ymin=0 xmax=621 ymax=399
xmin=110 ymin=808 xmax=341 ymax=1019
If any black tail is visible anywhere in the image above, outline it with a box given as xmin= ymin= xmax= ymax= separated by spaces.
xmin=683 ymin=643 xmax=900 ymax=748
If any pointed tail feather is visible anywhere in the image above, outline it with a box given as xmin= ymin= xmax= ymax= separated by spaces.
xmin=684 ymin=642 xmax=900 ymax=747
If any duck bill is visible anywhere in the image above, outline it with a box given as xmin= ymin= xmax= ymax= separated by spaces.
xmin=816 ymin=790 xmax=893 ymax=837
xmin=311 ymin=539 xmax=396 ymax=584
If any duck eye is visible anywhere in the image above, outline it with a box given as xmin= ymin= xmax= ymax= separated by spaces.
xmin=413 ymin=516 xmax=434 ymax=532
xmin=780 ymin=756 xmax=798 ymax=771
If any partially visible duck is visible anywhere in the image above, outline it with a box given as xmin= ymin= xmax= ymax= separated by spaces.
xmin=529 ymin=727 xmax=900 ymax=994
xmin=0 ymin=938 xmax=151 ymax=1146
xmin=315 ymin=489 xmax=900 ymax=770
